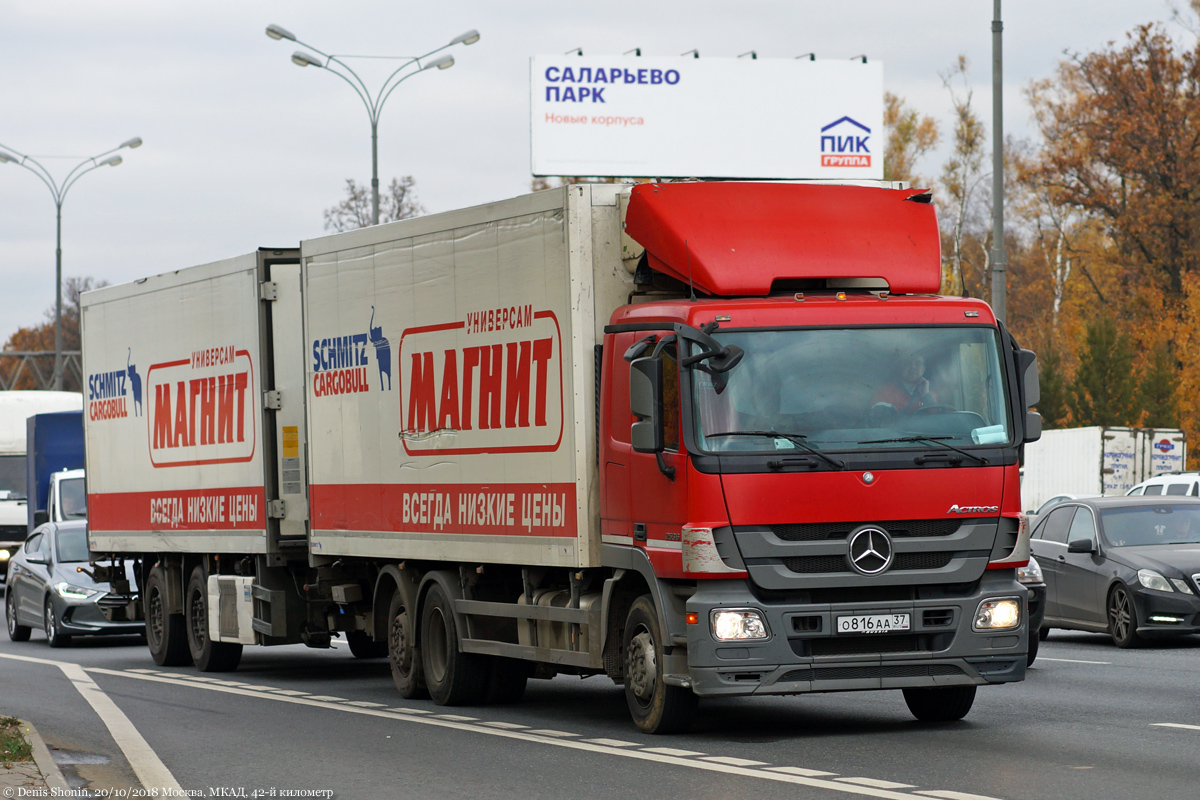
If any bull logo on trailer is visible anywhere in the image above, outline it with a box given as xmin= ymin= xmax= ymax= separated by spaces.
xmin=310 ymin=307 xmax=394 ymax=397
xmin=86 ymin=347 xmax=143 ymax=421
xmin=819 ymin=116 xmax=872 ymax=168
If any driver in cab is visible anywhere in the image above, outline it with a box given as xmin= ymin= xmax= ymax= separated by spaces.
xmin=872 ymin=354 xmax=937 ymax=413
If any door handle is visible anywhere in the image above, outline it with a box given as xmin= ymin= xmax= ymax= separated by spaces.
xmin=1057 ymin=555 xmax=1066 ymax=562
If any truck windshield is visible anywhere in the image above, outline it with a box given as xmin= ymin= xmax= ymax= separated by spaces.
xmin=60 ymin=477 xmax=87 ymax=520
xmin=691 ymin=326 xmax=1011 ymax=454
xmin=0 ymin=455 xmax=26 ymax=499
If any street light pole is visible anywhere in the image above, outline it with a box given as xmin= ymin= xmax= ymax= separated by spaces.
xmin=267 ymin=25 xmax=479 ymax=226
xmin=0 ymin=138 xmax=142 ymax=390
xmin=990 ymin=0 xmax=1007 ymax=323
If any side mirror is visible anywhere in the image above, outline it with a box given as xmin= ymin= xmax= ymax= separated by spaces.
xmin=33 ymin=510 xmax=48 ymax=528
xmin=630 ymin=356 xmax=663 ymax=454
xmin=1019 ymin=349 xmax=1039 ymax=407
xmin=26 ymin=552 xmax=50 ymax=565
xmin=1025 ymin=411 xmax=1042 ymax=443
xmin=1067 ymin=538 xmax=1096 ymax=554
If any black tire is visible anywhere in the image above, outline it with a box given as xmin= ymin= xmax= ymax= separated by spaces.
xmin=903 ymin=685 xmax=976 ymax=722
xmin=1108 ymin=584 xmax=1145 ymax=649
xmin=622 ymin=595 xmax=697 ymax=734
xmin=387 ymin=590 xmax=427 ymax=699
xmin=185 ymin=567 xmax=242 ymax=672
xmin=1026 ymin=631 xmax=1040 ymax=667
xmin=145 ymin=565 xmax=191 ymax=666
xmin=346 ymin=630 xmax=388 ymax=659
xmin=44 ymin=598 xmax=72 ymax=648
xmin=485 ymin=658 xmax=531 ymax=705
xmin=6 ymin=589 xmax=31 ymax=642
xmin=1038 ymin=626 xmax=1050 ymax=641
xmin=419 ymin=582 xmax=489 ymax=706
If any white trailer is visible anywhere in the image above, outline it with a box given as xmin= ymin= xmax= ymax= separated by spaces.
xmin=1021 ymin=426 xmax=1186 ymax=512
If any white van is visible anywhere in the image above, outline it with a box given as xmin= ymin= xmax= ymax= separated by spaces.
xmin=1126 ymin=472 xmax=1200 ymax=497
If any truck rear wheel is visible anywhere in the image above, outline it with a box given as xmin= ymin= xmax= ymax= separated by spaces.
xmin=623 ymin=595 xmax=697 ymax=734
xmin=387 ymin=591 xmax=427 ymax=698
xmin=902 ymin=685 xmax=976 ymax=722
xmin=145 ymin=565 xmax=191 ymax=666
xmin=185 ymin=567 xmax=242 ymax=672
xmin=346 ymin=630 xmax=388 ymax=659
xmin=419 ymin=582 xmax=488 ymax=705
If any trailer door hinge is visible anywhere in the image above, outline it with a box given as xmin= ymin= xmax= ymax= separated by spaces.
xmin=263 ymin=390 xmax=283 ymax=410
xmin=267 ymin=499 xmax=287 ymax=519
xmin=259 ymin=281 xmax=278 ymax=301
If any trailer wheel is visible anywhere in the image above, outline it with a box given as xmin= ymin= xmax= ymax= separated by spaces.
xmin=346 ymin=630 xmax=388 ymax=659
xmin=6 ymin=589 xmax=31 ymax=642
xmin=145 ymin=565 xmax=191 ymax=666
xmin=387 ymin=591 xmax=427 ymax=698
xmin=902 ymin=685 xmax=976 ymax=722
xmin=485 ymin=658 xmax=531 ymax=705
xmin=623 ymin=595 xmax=697 ymax=734
xmin=184 ymin=567 xmax=242 ymax=672
xmin=419 ymin=582 xmax=488 ymax=705
xmin=44 ymin=599 xmax=72 ymax=648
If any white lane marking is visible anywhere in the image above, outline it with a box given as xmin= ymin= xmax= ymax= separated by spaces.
xmin=702 ymin=756 xmax=770 ymax=767
xmin=88 ymin=667 xmax=1003 ymax=800
xmin=768 ymin=767 xmax=839 ymax=777
xmin=126 ymin=669 xmax=160 ymax=674
xmin=584 ymin=738 xmax=639 ymax=747
xmin=1152 ymin=722 xmax=1200 ymax=731
xmin=388 ymin=707 xmax=431 ymax=714
xmin=1038 ymin=657 xmax=1111 ymax=665
xmin=268 ymin=690 xmax=311 ymax=696
xmin=305 ymin=695 xmax=348 ymax=702
xmin=917 ymin=791 xmax=1004 ymax=800
xmin=434 ymin=714 xmax=478 ymax=721
xmin=481 ymin=721 xmax=529 ymax=730
xmin=838 ymin=778 xmax=917 ymax=789
xmin=643 ymin=747 xmax=705 ymax=757
xmin=57 ymin=662 xmax=183 ymax=794
xmin=348 ymin=701 xmax=388 ymax=708
xmin=527 ymin=729 xmax=579 ymax=737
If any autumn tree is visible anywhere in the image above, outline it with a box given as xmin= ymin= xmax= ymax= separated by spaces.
xmin=1 ymin=276 xmax=108 ymax=391
xmin=1068 ymin=315 xmax=1140 ymax=426
xmin=883 ymin=92 xmax=939 ymax=186
xmin=1034 ymin=343 xmax=1072 ymax=428
xmin=323 ymin=176 xmax=424 ymax=232
xmin=938 ymin=56 xmax=989 ymax=297
xmin=1139 ymin=343 xmax=1181 ymax=427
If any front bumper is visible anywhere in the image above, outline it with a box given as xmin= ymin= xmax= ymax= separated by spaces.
xmin=685 ymin=572 xmax=1027 ymax=697
xmin=56 ymin=598 xmax=144 ymax=636
xmin=1132 ymin=587 xmax=1200 ymax=637
xmin=1027 ymin=583 xmax=1046 ymax=633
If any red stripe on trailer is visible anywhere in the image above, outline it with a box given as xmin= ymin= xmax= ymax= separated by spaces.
xmin=88 ymin=487 xmax=266 ymax=531
xmin=310 ymin=482 xmax=578 ymax=537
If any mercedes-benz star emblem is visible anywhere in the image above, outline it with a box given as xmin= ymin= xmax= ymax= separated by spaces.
xmin=847 ymin=527 xmax=894 ymax=575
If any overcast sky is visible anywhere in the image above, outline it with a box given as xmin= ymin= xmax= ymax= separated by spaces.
xmin=0 ymin=0 xmax=1182 ymax=343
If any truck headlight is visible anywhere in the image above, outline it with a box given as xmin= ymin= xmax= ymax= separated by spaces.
xmin=55 ymin=582 xmax=99 ymax=600
xmin=1016 ymin=556 xmax=1043 ymax=585
xmin=1137 ymin=569 xmax=1173 ymax=593
xmin=0 ymin=548 xmax=10 ymax=561
xmin=710 ymin=609 xmax=770 ymax=641
xmin=974 ymin=597 xmax=1021 ymax=630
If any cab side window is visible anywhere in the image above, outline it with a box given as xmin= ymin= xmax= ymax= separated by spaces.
xmin=660 ymin=345 xmax=680 ymax=452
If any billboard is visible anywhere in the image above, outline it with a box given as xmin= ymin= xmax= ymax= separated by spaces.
xmin=530 ymin=56 xmax=883 ymax=179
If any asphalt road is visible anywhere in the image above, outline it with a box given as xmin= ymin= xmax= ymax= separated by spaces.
xmin=3 ymin=601 xmax=1199 ymax=800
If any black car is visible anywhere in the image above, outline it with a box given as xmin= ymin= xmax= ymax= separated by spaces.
xmin=1017 ymin=555 xmax=1046 ymax=665
xmin=1030 ymin=497 xmax=1200 ymax=647
xmin=5 ymin=520 xmax=141 ymax=646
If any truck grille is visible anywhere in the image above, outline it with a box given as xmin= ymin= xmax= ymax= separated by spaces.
xmin=809 ymin=634 xmax=926 ymax=656
xmin=783 ymin=552 xmax=955 ymax=574
xmin=778 ymin=664 xmax=963 ymax=682
xmin=770 ymin=518 xmax=979 ymax=542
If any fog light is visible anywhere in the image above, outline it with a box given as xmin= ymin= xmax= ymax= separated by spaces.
xmin=711 ymin=609 xmax=769 ymax=641
xmin=974 ymin=597 xmax=1021 ymax=630
xmin=1149 ymin=615 xmax=1182 ymax=624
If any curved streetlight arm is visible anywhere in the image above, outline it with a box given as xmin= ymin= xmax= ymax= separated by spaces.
xmin=377 ymin=59 xmax=450 ymax=114
xmin=304 ymin=57 xmax=377 ymax=122
xmin=60 ymin=157 xmax=121 ymax=200
xmin=0 ymin=144 xmax=61 ymax=199
xmin=376 ymin=37 xmax=466 ymax=110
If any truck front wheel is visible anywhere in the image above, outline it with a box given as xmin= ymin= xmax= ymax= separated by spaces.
xmin=184 ymin=567 xmax=242 ymax=672
xmin=387 ymin=591 xmax=427 ymax=698
xmin=145 ymin=565 xmax=191 ymax=666
xmin=623 ymin=595 xmax=697 ymax=734
xmin=902 ymin=685 xmax=976 ymax=722
xmin=419 ymin=582 xmax=488 ymax=705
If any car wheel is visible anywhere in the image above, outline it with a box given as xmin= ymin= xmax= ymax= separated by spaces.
xmin=1026 ymin=632 xmax=1040 ymax=666
xmin=44 ymin=598 xmax=72 ymax=648
xmin=623 ymin=595 xmax=697 ymax=734
xmin=185 ymin=566 xmax=242 ymax=672
xmin=6 ymin=590 xmax=31 ymax=642
xmin=903 ymin=686 xmax=976 ymax=722
xmin=1107 ymin=584 xmax=1145 ymax=649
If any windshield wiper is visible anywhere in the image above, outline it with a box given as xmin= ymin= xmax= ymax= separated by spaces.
xmin=856 ymin=435 xmax=988 ymax=465
xmin=707 ymin=430 xmax=845 ymax=469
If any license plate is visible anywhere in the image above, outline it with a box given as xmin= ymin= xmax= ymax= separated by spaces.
xmin=836 ymin=613 xmax=910 ymax=634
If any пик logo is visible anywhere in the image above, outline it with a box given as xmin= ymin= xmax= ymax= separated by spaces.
xmin=820 ymin=116 xmax=871 ymax=168
xmin=1155 ymin=439 xmax=1175 ymax=452
xmin=312 ymin=306 xmax=393 ymax=397
xmin=87 ymin=347 xmax=143 ymax=421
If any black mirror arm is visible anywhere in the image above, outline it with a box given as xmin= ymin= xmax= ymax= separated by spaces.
xmin=656 ymin=452 xmax=676 ymax=482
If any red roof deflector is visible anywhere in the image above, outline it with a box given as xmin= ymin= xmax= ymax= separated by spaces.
xmin=623 ymin=182 xmax=942 ymax=296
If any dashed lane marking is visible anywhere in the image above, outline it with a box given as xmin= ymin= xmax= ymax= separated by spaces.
xmin=583 ymin=738 xmax=639 ymax=747
xmin=433 ymin=714 xmax=479 ymax=721
xmin=481 ymin=721 xmax=529 ymax=729
xmin=1152 ymin=722 xmax=1200 ymax=731
xmin=1038 ymin=657 xmax=1112 ymax=665
xmin=702 ymin=756 xmax=770 ymax=767
xmin=838 ymin=778 xmax=918 ymax=789
xmin=917 ymin=792 xmax=1005 ymax=800
xmin=348 ymin=701 xmax=388 ymax=708
xmin=73 ymin=664 xmax=1012 ymax=800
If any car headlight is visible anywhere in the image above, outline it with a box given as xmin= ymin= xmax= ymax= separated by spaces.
xmin=55 ymin=582 xmax=99 ymax=600
xmin=0 ymin=548 xmax=10 ymax=561
xmin=1170 ymin=579 xmax=1195 ymax=595
xmin=1016 ymin=556 xmax=1043 ymax=585
xmin=710 ymin=609 xmax=770 ymax=641
xmin=1137 ymin=569 xmax=1173 ymax=593
xmin=974 ymin=597 xmax=1022 ymax=630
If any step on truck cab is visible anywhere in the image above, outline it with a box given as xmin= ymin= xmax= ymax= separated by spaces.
xmin=82 ymin=181 xmax=1040 ymax=733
